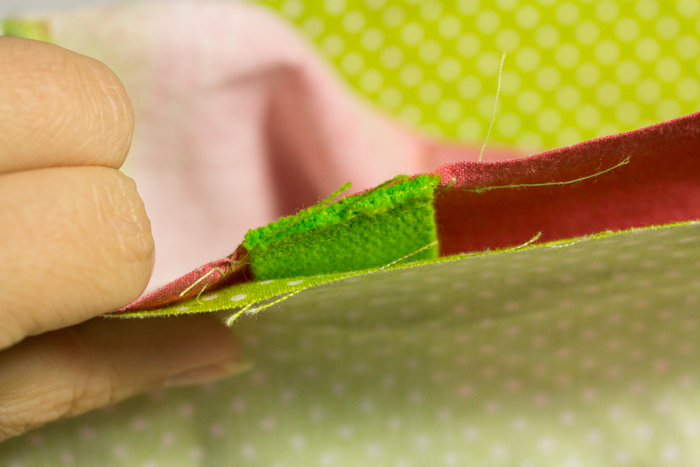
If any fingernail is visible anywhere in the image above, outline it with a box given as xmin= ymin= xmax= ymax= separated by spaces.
xmin=163 ymin=360 xmax=254 ymax=388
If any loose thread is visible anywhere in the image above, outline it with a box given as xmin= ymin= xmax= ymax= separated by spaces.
xmin=515 ymin=231 xmax=542 ymax=248
xmin=378 ymin=240 xmax=438 ymax=270
xmin=223 ymin=240 xmax=440 ymax=326
xmin=467 ymin=156 xmax=631 ymax=193
xmin=478 ymin=52 xmax=506 ymax=163
xmin=179 ymin=266 xmax=230 ymax=298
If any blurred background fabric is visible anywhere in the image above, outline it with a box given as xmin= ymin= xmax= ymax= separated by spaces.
xmin=4 ymin=0 xmax=700 ymax=154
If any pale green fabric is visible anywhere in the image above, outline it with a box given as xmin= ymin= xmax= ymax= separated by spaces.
xmin=4 ymin=222 xmax=700 ymax=466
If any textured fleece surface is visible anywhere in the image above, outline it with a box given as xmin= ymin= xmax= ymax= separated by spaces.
xmin=243 ymin=175 xmax=440 ymax=280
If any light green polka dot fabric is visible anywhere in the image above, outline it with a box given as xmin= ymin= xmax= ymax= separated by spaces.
xmin=4 ymin=222 xmax=700 ymax=466
xmin=262 ymin=0 xmax=700 ymax=152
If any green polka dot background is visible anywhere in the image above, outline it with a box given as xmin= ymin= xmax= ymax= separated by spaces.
xmin=263 ymin=0 xmax=700 ymax=153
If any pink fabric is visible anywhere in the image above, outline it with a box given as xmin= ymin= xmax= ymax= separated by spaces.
xmin=47 ymin=1 xmax=522 ymax=294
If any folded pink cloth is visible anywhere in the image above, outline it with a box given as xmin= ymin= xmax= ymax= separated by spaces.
xmin=45 ymin=1 xmax=520 ymax=292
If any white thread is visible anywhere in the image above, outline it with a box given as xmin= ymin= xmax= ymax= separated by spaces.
xmin=479 ymin=52 xmax=506 ymax=163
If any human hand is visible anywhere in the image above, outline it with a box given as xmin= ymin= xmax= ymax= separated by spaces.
xmin=0 ymin=37 xmax=244 ymax=441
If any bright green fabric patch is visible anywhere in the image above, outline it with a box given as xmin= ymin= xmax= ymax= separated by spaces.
xmin=1 ymin=18 xmax=50 ymax=41
xmin=242 ymin=175 xmax=440 ymax=280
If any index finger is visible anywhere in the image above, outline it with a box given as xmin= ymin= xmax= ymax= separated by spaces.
xmin=0 ymin=37 xmax=134 ymax=173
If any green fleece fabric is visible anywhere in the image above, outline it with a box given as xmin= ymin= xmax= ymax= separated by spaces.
xmin=243 ymin=175 xmax=440 ymax=280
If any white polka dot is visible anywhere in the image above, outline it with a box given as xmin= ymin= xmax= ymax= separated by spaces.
xmin=678 ymin=77 xmax=700 ymax=101
xmin=656 ymin=57 xmax=681 ymax=82
xmin=111 ymin=445 xmax=128 ymax=458
xmin=379 ymin=46 xmax=403 ymax=70
xmin=475 ymin=10 xmax=501 ymax=34
xmin=130 ymin=416 xmax=149 ymax=431
xmin=359 ymin=69 xmax=383 ymax=93
xmin=281 ymin=0 xmax=304 ymax=18
xmin=616 ymin=101 xmax=641 ymax=125
xmin=556 ymin=1 xmax=580 ymax=25
xmin=635 ymin=0 xmax=659 ymax=19
xmin=678 ymin=0 xmax=700 ymax=16
xmin=635 ymin=37 xmax=660 ymax=62
xmin=535 ymin=66 xmax=561 ymax=90
xmin=596 ymin=82 xmax=621 ymax=107
xmin=537 ymin=108 xmax=562 ymax=133
xmin=341 ymin=52 xmax=364 ymax=75
xmin=575 ymin=20 xmax=599 ymax=45
xmin=595 ymin=40 xmax=620 ymax=64
xmin=494 ymin=28 xmax=520 ymax=53
xmin=516 ymin=89 xmax=542 ymax=114
xmin=323 ymin=0 xmax=346 ymax=16
xmin=575 ymin=62 xmax=601 ymax=87
xmin=457 ymin=118 xmax=482 ymax=140
xmin=174 ymin=306 xmax=189 ymax=311
xmin=418 ymin=81 xmax=442 ymax=104
xmin=438 ymin=15 xmax=462 ymax=38
xmin=360 ymin=28 xmax=384 ymax=51
xmin=555 ymin=43 xmax=580 ymax=68
xmin=240 ymin=442 xmax=257 ymax=459
xmin=496 ymin=112 xmax=521 ymax=138
xmin=516 ymin=131 xmax=543 ymax=151
xmin=437 ymin=99 xmax=463 ymax=123
xmin=636 ymin=78 xmax=661 ymax=103
xmin=616 ymin=60 xmax=641 ymax=84
xmin=418 ymin=40 xmax=442 ymax=63
xmin=676 ymin=34 xmax=700 ymax=59
xmin=657 ymin=98 xmax=682 ymax=120
xmin=515 ymin=47 xmax=541 ymax=72
xmin=456 ymin=33 xmax=481 ymax=57
xmin=399 ymin=63 xmax=423 ymax=87
xmin=321 ymin=34 xmax=344 ymax=57
xmin=301 ymin=16 xmax=324 ymax=38
xmin=382 ymin=5 xmax=405 ymax=27
xmin=400 ymin=22 xmax=424 ymax=46
xmin=437 ymin=57 xmax=462 ymax=82
xmin=342 ymin=11 xmax=365 ymax=33
xmin=201 ymin=293 xmax=218 ymax=301
xmin=476 ymin=51 xmax=503 ymax=76
xmin=364 ymin=0 xmax=386 ymax=9
xmin=229 ymin=294 xmax=247 ymax=304
xmin=596 ymin=0 xmax=619 ymax=22
xmin=457 ymin=0 xmax=480 ymax=15
xmin=419 ymin=0 xmax=442 ymax=20
xmin=615 ymin=17 xmax=640 ymax=42
xmin=398 ymin=104 xmax=422 ymax=125
xmin=515 ymin=4 xmax=540 ymax=29
xmin=378 ymin=86 xmax=403 ymax=109
xmin=556 ymin=85 xmax=581 ymax=109
xmin=535 ymin=24 xmax=559 ymax=49
xmin=576 ymin=105 xmax=601 ymax=129
xmin=656 ymin=16 xmax=680 ymax=40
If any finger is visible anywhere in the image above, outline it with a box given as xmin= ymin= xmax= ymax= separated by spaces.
xmin=0 ymin=166 xmax=154 ymax=350
xmin=0 ymin=315 xmax=249 ymax=441
xmin=0 ymin=37 xmax=134 ymax=173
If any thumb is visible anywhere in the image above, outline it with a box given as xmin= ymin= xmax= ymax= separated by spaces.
xmin=0 ymin=315 xmax=250 ymax=441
